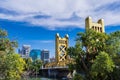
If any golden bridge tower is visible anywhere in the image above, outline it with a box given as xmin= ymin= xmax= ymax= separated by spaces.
xmin=85 ymin=16 xmax=105 ymax=33
xmin=55 ymin=33 xmax=69 ymax=64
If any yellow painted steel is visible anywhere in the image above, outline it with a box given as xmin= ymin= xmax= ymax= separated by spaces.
xmin=85 ymin=16 xmax=105 ymax=33
xmin=55 ymin=33 xmax=69 ymax=63
xmin=45 ymin=16 xmax=105 ymax=68
xmin=45 ymin=33 xmax=73 ymax=68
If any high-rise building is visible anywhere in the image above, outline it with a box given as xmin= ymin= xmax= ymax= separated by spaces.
xmin=21 ymin=45 xmax=31 ymax=58
xmin=85 ymin=16 xmax=105 ymax=33
xmin=50 ymin=57 xmax=55 ymax=63
xmin=29 ymin=49 xmax=41 ymax=60
xmin=41 ymin=49 xmax=49 ymax=64
xmin=18 ymin=48 xmax=22 ymax=54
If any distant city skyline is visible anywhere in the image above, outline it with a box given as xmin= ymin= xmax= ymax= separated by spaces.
xmin=0 ymin=0 xmax=120 ymax=57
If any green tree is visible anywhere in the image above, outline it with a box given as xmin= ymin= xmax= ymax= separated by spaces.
xmin=73 ymin=74 xmax=84 ymax=80
xmin=67 ymin=41 xmax=86 ymax=72
xmin=68 ymin=29 xmax=108 ymax=70
xmin=67 ymin=29 xmax=119 ymax=80
xmin=106 ymin=31 xmax=120 ymax=56
xmin=0 ymin=53 xmax=25 ymax=80
xmin=91 ymin=52 xmax=115 ymax=80
xmin=31 ymin=59 xmax=42 ymax=78
xmin=24 ymin=57 xmax=33 ymax=71
xmin=0 ymin=29 xmax=25 ymax=80
xmin=106 ymin=31 xmax=120 ymax=80
xmin=24 ymin=58 xmax=42 ymax=76
xmin=76 ymin=29 xmax=108 ymax=61
xmin=0 ymin=29 xmax=17 ymax=54
xmin=0 ymin=51 xmax=6 ymax=79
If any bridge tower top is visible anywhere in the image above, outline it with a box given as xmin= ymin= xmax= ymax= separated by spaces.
xmin=55 ymin=33 xmax=69 ymax=63
xmin=85 ymin=16 xmax=105 ymax=33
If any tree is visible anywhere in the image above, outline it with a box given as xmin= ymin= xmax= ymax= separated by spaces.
xmin=0 ymin=29 xmax=25 ymax=80
xmin=106 ymin=31 xmax=120 ymax=56
xmin=31 ymin=59 xmax=42 ymax=78
xmin=76 ymin=29 xmax=108 ymax=61
xmin=24 ymin=57 xmax=33 ymax=71
xmin=0 ymin=51 xmax=6 ymax=79
xmin=23 ymin=58 xmax=42 ymax=77
xmin=67 ymin=29 xmax=119 ymax=80
xmin=0 ymin=53 xmax=25 ymax=80
xmin=0 ymin=29 xmax=17 ymax=54
xmin=73 ymin=74 xmax=84 ymax=80
xmin=67 ymin=41 xmax=86 ymax=72
xmin=91 ymin=52 xmax=115 ymax=80
xmin=105 ymin=31 xmax=120 ymax=80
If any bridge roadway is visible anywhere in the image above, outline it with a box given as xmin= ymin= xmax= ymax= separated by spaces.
xmin=39 ymin=58 xmax=74 ymax=78
xmin=39 ymin=66 xmax=70 ymax=78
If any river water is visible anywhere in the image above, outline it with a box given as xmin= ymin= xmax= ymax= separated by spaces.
xmin=22 ymin=77 xmax=63 ymax=80
xmin=40 ymin=77 xmax=58 ymax=80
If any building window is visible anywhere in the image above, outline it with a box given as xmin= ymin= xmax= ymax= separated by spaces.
xmin=100 ymin=27 xmax=102 ymax=32
xmin=92 ymin=26 xmax=94 ymax=30
xmin=98 ymin=27 xmax=99 ymax=31
xmin=95 ymin=26 xmax=97 ymax=30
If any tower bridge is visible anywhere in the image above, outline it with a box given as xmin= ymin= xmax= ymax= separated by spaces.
xmin=45 ymin=33 xmax=74 ymax=68
xmin=44 ymin=16 xmax=105 ymax=69
xmin=40 ymin=16 xmax=105 ymax=78
xmin=40 ymin=33 xmax=73 ymax=78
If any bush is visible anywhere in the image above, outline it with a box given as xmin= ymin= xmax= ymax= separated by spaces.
xmin=73 ymin=74 xmax=84 ymax=80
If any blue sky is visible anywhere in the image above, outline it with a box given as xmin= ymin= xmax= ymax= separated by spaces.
xmin=0 ymin=0 xmax=120 ymax=57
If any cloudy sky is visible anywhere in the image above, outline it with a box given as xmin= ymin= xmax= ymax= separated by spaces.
xmin=0 ymin=0 xmax=120 ymax=57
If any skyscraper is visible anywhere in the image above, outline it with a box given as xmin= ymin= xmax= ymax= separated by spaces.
xmin=21 ymin=45 xmax=31 ymax=58
xmin=29 ymin=49 xmax=41 ymax=60
xmin=41 ymin=49 xmax=49 ymax=64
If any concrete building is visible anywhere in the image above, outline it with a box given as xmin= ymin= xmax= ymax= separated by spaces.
xmin=41 ymin=49 xmax=49 ymax=64
xmin=29 ymin=49 xmax=41 ymax=61
xmin=50 ymin=57 xmax=55 ymax=62
xmin=85 ymin=16 xmax=105 ymax=33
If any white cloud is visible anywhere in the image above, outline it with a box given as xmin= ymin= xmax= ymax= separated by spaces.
xmin=23 ymin=40 xmax=54 ymax=44
xmin=38 ymin=40 xmax=54 ymax=43
xmin=0 ymin=0 xmax=120 ymax=29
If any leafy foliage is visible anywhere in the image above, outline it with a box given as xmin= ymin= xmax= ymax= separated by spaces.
xmin=0 ymin=29 xmax=18 ymax=54
xmin=106 ymin=31 xmax=120 ymax=56
xmin=91 ymin=52 xmax=115 ymax=80
xmin=24 ymin=58 xmax=42 ymax=76
xmin=0 ymin=29 xmax=25 ymax=80
xmin=67 ymin=29 xmax=120 ymax=80
xmin=32 ymin=59 xmax=42 ymax=72
xmin=0 ymin=53 xmax=25 ymax=80
xmin=73 ymin=74 xmax=84 ymax=80
xmin=67 ymin=41 xmax=85 ymax=72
